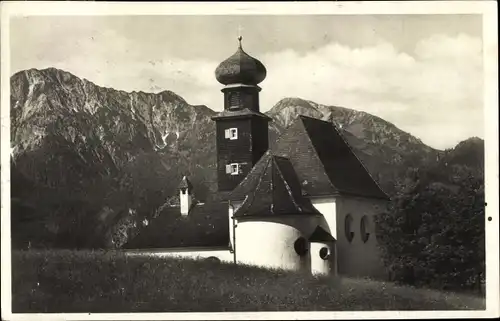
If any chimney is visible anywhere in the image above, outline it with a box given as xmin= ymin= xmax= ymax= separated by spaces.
xmin=178 ymin=176 xmax=193 ymax=216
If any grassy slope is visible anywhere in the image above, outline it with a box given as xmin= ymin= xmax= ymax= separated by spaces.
xmin=11 ymin=250 xmax=485 ymax=313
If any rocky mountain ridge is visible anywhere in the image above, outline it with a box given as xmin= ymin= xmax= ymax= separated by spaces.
xmin=10 ymin=68 xmax=218 ymax=248
xmin=9 ymin=68 xmax=483 ymax=249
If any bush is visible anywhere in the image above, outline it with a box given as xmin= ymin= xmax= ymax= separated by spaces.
xmin=375 ymin=162 xmax=485 ymax=293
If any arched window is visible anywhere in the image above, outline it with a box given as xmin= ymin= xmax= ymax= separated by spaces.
xmin=319 ymin=247 xmax=330 ymax=260
xmin=360 ymin=215 xmax=370 ymax=243
xmin=294 ymin=237 xmax=308 ymax=256
xmin=345 ymin=214 xmax=354 ymax=242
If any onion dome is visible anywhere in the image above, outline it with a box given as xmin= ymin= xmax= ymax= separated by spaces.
xmin=215 ymin=36 xmax=267 ymax=86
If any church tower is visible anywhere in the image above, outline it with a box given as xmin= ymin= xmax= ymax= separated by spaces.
xmin=212 ymin=36 xmax=272 ymax=192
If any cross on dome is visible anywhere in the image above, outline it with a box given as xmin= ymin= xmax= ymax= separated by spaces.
xmin=237 ymin=24 xmax=243 ymax=48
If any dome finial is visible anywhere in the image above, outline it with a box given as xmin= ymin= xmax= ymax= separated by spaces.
xmin=215 ymin=29 xmax=267 ymax=86
xmin=237 ymin=24 xmax=243 ymax=48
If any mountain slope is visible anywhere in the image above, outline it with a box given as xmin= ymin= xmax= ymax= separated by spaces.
xmin=10 ymin=68 xmax=218 ymax=249
xmin=10 ymin=68 xmax=479 ymax=250
xmin=267 ymin=97 xmax=440 ymax=195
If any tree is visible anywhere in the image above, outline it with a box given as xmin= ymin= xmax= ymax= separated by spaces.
xmin=375 ymin=157 xmax=485 ymax=292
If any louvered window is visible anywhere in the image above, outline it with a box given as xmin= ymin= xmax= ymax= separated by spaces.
xmin=228 ymin=92 xmax=241 ymax=109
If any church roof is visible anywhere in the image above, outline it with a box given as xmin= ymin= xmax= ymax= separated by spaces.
xmin=271 ymin=115 xmax=389 ymax=200
xmin=308 ymin=226 xmax=336 ymax=242
xmin=123 ymin=194 xmax=229 ymax=249
xmin=230 ymin=151 xmax=320 ymax=218
xmin=215 ymin=37 xmax=267 ymax=86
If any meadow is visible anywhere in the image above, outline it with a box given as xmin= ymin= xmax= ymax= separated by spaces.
xmin=11 ymin=249 xmax=485 ymax=313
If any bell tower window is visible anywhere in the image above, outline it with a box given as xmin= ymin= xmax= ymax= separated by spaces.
xmin=228 ymin=92 xmax=241 ymax=109
xmin=224 ymin=128 xmax=238 ymax=140
xmin=213 ymin=37 xmax=271 ymax=192
xmin=226 ymin=163 xmax=241 ymax=175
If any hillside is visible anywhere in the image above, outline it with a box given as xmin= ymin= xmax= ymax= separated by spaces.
xmin=10 ymin=68 xmax=218 ymax=249
xmin=9 ymin=68 xmax=482 ymax=250
xmin=11 ymin=250 xmax=485 ymax=312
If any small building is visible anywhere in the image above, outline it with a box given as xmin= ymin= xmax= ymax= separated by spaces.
xmin=124 ymin=36 xmax=389 ymax=278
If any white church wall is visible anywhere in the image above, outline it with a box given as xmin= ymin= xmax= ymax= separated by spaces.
xmin=310 ymin=197 xmax=337 ymax=238
xmin=179 ymin=189 xmax=192 ymax=216
xmin=335 ymin=196 xmax=388 ymax=279
xmin=234 ymin=215 xmax=319 ymax=272
xmin=228 ymin=201 xmax=242 ymax=250
xmin=124 ymin=248 xmax=233 ymax=263
xmin=310 ymin=241 xmax=336 ymax=276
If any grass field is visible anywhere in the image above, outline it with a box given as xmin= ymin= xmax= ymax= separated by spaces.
xmin=10 ymin=249 xmax=486 ymax=313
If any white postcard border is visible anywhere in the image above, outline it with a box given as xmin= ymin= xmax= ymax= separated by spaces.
xmin=1 ymin=1 xmax=498 ymax=320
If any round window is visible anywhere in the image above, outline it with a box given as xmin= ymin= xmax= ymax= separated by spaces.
xmin=294 ymin=237 xmax=308 ymax=256
xmin=345 ymin=214 xmax=354 ymax=242
xmin=319 ymin=247 xmax=330 ymax=260
xmin=360 ymin=215 xmax=370 ymax=243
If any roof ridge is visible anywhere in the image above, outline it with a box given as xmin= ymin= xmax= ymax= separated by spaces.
xmin=237 ymin=154 xmax=273 ymax=215
xmin=271 ymin=156 xmax=302 ymax=212
xmin=229 ymin=150 xmax=271 ymax=199
xmin=297 ymin=116 xmax=338 ymax=193
xmin=326 ymin=119 xmax=389 ymax=200
xmin=301 ymin=115 xmax=388 ymax=200
xmin=272 ymin=114 xmax=320 ymax=144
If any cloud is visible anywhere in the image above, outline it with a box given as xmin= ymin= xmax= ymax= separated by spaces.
xmin=11 ymin=24 xmax=483 ymax=150
xmin=257 ymin=33 xmax=483 ymax=149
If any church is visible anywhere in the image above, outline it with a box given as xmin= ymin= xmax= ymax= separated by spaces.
xmin=124 ymin=37 xmax=390 ymax=278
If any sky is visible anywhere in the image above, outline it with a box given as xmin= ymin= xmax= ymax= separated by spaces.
xmin=10 ymin=14 xmax=484 ymax=150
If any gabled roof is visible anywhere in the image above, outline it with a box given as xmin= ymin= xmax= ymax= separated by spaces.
xmin=230 ymin=152 xmax=320 ymax=218
xmin=272 ymin=115 xmax=389 ymax=200
xmin=123 ymin=194 xmax=229 ymax=249
xmin=309 ymin=225 xmax=336 ymax=242
xmin=178 ymin=176 xmax=193 ymax=190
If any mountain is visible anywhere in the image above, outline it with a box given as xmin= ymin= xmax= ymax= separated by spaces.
xmin=419 ymin=136 xmax=485 ymax=189
xmin=266 ymin=97 xmax=441 ymax=195
xmin=442 ymin=137 xmax=484 ymax=168
xmin=10 ymin=68 xmax=218 ymax=249
xmin=9 ymin=68 xmax=482 ymax=250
